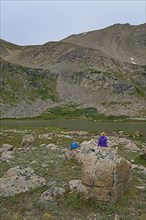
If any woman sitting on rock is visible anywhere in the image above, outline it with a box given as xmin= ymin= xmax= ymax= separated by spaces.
xmin=97 ymin=132 xmax=108 ymax=147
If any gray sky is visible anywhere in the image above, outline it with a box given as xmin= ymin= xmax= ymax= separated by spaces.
xmin=1 ymin=0 xmax=145 ymax=46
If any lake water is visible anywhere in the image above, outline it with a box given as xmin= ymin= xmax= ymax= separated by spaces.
xmin=0 ymin=119 xmax=146 ymax=137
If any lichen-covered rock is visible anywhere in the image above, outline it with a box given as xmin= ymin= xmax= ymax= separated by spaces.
xmin=0 ymin=166 xmax=46 ymax=197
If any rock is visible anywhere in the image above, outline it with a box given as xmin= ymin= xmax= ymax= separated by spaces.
xmin=131 ymin=164 xmax=138 ymax=169
xmin=80 ymin=139 xmax=97 ymax=154
xmin=1 ymin=151 xmax=14 ymax=161
xmin=124 ymin=142 xmax=141 ymax=152
xmin=0 ymin=144 xmax=14 ymax=153
xmin=140 ymin=146 xmax=146 ymax=160
xmin=139 ymin=165 xmax=146 ymax=176
xmin=135 ymin=186 xmax=146 ymax=191
xmin=38 ymin=134 xmax=49 ymax=139
xmin=78 ymin=147 xmax=132 ymax=203
xmin=46 ymin=143 xmax=59 ymax=150
xmin=40 ymin=186 xmax=65 ymax=203
xmin=114 ymin=214 xmax=120 ymax=220
xmin=0 ymin=166 xmax=46 ymax=197
xmin=41 ymin=163 xmax=48 ymax=168
xmin=69 ymin=180 xmax=82 ymax=192
xmin=30 ymin=160 xmax=37 ymax=165
xmin=21 ymin=134 xmax=35 ymax=148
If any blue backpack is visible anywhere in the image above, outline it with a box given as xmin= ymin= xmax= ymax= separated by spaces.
xmin=70 ymin=142 xmax=79 ymax=150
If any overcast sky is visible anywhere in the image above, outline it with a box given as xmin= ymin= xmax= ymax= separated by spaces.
xmin=1 ymin=0 xmax=145 ymax=46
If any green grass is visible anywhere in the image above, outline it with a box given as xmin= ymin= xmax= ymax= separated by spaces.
xmin=38 ymin=105 xmax=128 ymax=121
xmin=0 ymin=61 xmax=59 ymax=104
xmin=135 ymin=87 xmax=146 ymax=98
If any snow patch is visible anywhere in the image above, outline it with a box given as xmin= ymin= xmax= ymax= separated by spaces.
xmin=132 ymin=61 xmax=136 ymax=64
xmin=130 ymin=57 xmax=136 ymax=64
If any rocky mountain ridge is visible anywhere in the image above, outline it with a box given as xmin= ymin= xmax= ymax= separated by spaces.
xmin=0 ymin=23 xmax=146 ymax=118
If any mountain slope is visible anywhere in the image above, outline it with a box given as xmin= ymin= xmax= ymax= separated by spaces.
xmin=62 ymin=23 xmax=146 ymax=66
xmin=0 ymin=57 xmax=145 ymax=118
xmin=0 ymin=23 xmax=146 ymax=118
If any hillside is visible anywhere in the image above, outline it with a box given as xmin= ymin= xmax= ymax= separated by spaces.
xmin=0 ymin=23 xmax=146 ymax=118
xmin=62 ymin=23 xmax=146 ymax=66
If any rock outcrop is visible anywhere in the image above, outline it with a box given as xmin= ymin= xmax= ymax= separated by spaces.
xmin=79 ymin=148 xmax=132 ymax=203
xmin=67 ymin=142 xmax=132 ymax=203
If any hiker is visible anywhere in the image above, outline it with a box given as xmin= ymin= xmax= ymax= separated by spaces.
xmin=97 ymin=132 xmax=108 ymax=147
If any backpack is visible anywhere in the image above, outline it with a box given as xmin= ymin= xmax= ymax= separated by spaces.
xmin=70 ymin=142 xmax=79 ymax=150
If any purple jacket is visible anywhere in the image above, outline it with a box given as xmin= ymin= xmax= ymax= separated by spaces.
xmin=98 ymin=136 xmax=108 ymax=147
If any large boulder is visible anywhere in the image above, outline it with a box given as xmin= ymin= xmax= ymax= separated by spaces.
xmin=78 ymin=147 xmax=132 ymax=203
xmin=0 ymin=166 xmax=46 ymax=197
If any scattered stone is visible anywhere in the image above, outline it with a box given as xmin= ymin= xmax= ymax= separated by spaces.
xmin=135 ymin=186 xmax=146 ymax=191
xmin=69 ymin=180 xmax=82 ymax=192
xmin=30 ymin=160 xmax=37 ymax=165
xmin=1 ymin=151 xmax=14 ymax=161
xmin=131 ymin=164 xmax=146 ymax=176
xmin=39 ymin=144 xmax=46 ymax=147
xmin=131 ymin=164 xmax=138 ymax=169
xmin=139 ymin=165 xmax=146 ymax=176
xmin=38 ymin=134 xmax=49 ymax=139
xmin=41 ymin=163 xmax=48 ymax=168
xmin=124 ymin=142 xmax=141 ymax=152
xmin=46 ymin=143 xmax=59 ymax=150
xmin=0 ymin=144 xmax=14 ymax=153
xmin=40 ymin=186 xmax=65 ymax=203
xmin=140 ymin=146 xmax=146 ymax=160
xmin=21 ymin=134 xmax=35 ymax=148
xmin=0 ymin=166 xmax=46 ymax=197
xmin=115 ymin=214 xmax=120 ymax=220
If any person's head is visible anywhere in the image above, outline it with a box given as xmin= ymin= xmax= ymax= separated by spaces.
xmin=100 ymin=132 xmax=106 ymax=136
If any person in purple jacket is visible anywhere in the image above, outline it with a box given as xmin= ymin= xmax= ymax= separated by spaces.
xmin=98 ymin=132 xmax=108 ymax=147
